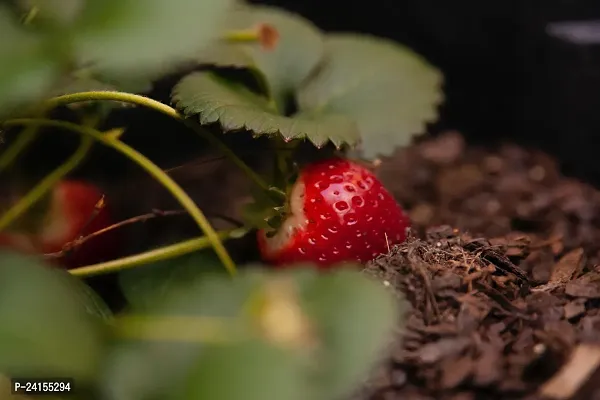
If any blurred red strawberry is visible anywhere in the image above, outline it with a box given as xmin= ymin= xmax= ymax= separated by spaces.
xmin=0 ymin=180 xmax=120 ymax=268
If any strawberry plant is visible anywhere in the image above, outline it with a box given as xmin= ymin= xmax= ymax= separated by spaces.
xmin=0 ymin=0 xmax=443 ymax=399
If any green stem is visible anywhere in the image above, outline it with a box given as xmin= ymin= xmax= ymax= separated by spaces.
xmin=45 ymin=92 xmax=180 ymax=120
xmin=0 ymin=123 xmax=41 ymax=173
xmin=0 ymin=135 xmax=93 ymax=232
xmin=2 ymin=118 xmax=238 ymax=277
xmin=21 ymin=6 xmax=39 ymax=25
xmin=69 ymin=228 xmax=247 ymax=278
xmin=115 ymin=315 xmax=240 ymax=343
xmin=224 ymin=28 xmax=261 ymax=43
xmin=44 ymin=91 xmax=273 ymax=195
xmin=0 ymin=100 xmax=55 ymax=174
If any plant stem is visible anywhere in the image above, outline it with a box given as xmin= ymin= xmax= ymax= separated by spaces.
xmin=115 ymin=315 xmax=241 ymax=343
xmin=2 ymin=118 xmax=238 ymax=276
xmin=21 ymin=6 xmax=39 ymax=25
xmin=0 ymin=123 xmax=40 ymax=173
xmin=224 ymin=28 xmax=261 ymax=43
xmin=0 ymin=135 xmax=93 ymax=232
xmin=0 ymin=101 xmax=55 ymax=174
xmin=45 ymin=209 xmax=188 ymax=259
xmin=69 ymin=228 xmax=247 ymax=278
xmin=45 ymin=91 xmax=181 ymax=119
xmin=44 ymin=91 xmax=273 ymax=195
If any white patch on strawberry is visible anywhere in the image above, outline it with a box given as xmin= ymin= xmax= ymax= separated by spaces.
xmin=260 ymin=181 xmax=307 ymax=256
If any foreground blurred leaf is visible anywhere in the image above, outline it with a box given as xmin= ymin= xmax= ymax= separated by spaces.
xmin=296 ymin=265 xmax=403 ymax=399
xmin=48 ymin=74 xmax=117 ymax=96
xmin=172 ymin=71 xmax=359 ymax=148
xmin=17 ymin=0 xmax=85 ymax=27
xmin=74 ymin=278 xmax=114 ymax=322
xmin=101 ymin=269 xmax=265 ymax=400
xmin=297 ymin=33 xmax=444 ymax=159
xmin=118 ymin=249 xmax=226 ymax=311
xmin=199 ymin=4 xmax=325 ymax=110
xmin=0 ymin=251 xmax=109 ymax=381
xmin=105 ymin=265 xmax=402 ymax=400
xmin=48 ymin=68 xmax=153 ymax=97
xmin=177 ymin=339 xmax=310 ymax=400
xmin=72 ymin=0 xmax=235 ymax=74
xmin=45 ymin=73 xmax=131 ymax=116
xmin=0 ymin=6 xmax=64 ymax=113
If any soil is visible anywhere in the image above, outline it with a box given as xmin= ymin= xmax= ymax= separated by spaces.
xmin=358 ymin=131 xmax=600 ymax=399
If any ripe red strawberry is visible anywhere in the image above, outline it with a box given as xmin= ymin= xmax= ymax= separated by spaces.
xmin=0 ymin=180 xmax=119 ymax=268
xmin=257 ymin=158 xmax=410 ymax=268
xmin=39 ymin=180 xmax=120 ymax=268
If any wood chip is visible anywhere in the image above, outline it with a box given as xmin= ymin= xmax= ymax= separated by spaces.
xmin=538 ymin=344 xmax=600 ymax=399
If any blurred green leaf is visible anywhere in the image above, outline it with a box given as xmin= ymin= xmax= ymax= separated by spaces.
xmin=298 ymin=266 xmax=403 ymax=399
xmin=0 ymin=251 xmax=108 ymax=381
xmin=0 ymin=6 xmax=64 ymax=113
xmin=48 ymin=74 xmax=118 ymax=97
xmin=199 ymin=4 xmax=325 ymax=110
xmin=101 ymin=268 xmax=266 ymax=400
xmin=72 ymin=279 xmax=114 ymax=322
xmin=107 ymin=265 xmax=402 ymax=400
xmin=176 ymin=339 xmax=310 ymax=400
xmin=118 ymin=249 xmax=226 ymax=311
xmin=17 ymin=0 xmax=85 ymax=27
xmin=195 ymin=43 xmax=255 ymax=70
xmin=297 ymin=33 xmax=444 ymax=160
xmin=45 ymin=73 xmax=122 ymax=116
xmin=172 ymin=71 xmax=360 ymax=148
xmin=72 ymin=0 xmax=236 ymax=75
xmin=48 ymin=67 xmax=155 ymax=97
xmin=91 ymin=69 xmax=155 ymax=94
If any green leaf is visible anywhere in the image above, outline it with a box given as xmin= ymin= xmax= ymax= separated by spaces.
xmin=198 ymin=4 xmax=325 ymax=110
xmin=195 ymin=42 xmax=255 ymax=70
xmin=176 ymin=339 xmax=310 ymax=400
xmin=0 ymin=6 xmax=63 ymax=114
xmin=240 ymin=182 xmax=283 ymax=230
xmin=0 ymin=251 xmax=108 ymax=381
xmin=48 ymin=74 xmax=119 ymax=96
xmin=241 ymin=201 xmax=278 ymax=230
xmin=17 ymin=0 xmax=85 ymax=27
xmin=297 ymin=33 xmax=444 ymax=160
xmin=48 ymin=68 xmax=153 ymax=97
xmin=118 ymin=250 xmax=227 ymax=311
xmin=73 ymin=279 xmax=114 ymax=322
xmin=107 ymin=265 xmax=402 ymax=400
xmin=101 ymin=269 xmax=267 ymax=400
xmin=72 ymin=0 xmax=235 ymax=75
xmin=298 ymin=266 xmax=403 ymax=399
xmin=172 ymin=71 xmax=360 ymax=148
xmin=91 ymin=69 xmax=155 ymax=94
